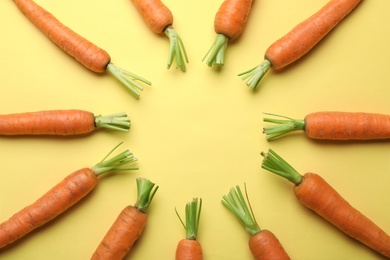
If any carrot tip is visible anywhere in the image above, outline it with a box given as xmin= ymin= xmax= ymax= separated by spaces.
xmin=165 ymin=27 xmax=188 ymax=72
xmin=203 ymin=34 xmax=228 ymax=67
xmin=239 ymin=59 xmax=271 ymax=90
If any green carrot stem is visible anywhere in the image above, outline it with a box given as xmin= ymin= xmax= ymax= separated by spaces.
xmin=176 ymin=198 xmax=202 ymax=240
xmin=134 ymin=178 xmax=159 ymax=213
xmin=94 ymin=112 xmax=131 ymax=132
xmin=239 ymin=59 xmax=271 ymax=89
xmin=263 ymin=113 xmax=305 ymax=140
xmin=165 ymin=27 xmax=189 ymax=72
xmin=202 ymin=34 xmax=228 ymax=67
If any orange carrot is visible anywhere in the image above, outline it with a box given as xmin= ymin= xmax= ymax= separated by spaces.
xmin=239 ymin=0 xmax=361 ymax=89
xmin=222 ymin=185 xmax=290 ymax=259
xmin=91 ymin=178 xmax=158 ymax=259
xmin=263 ymin=111 xmax=390 ymax=141
xmin=13 ymin=0 xmax=151 ymax=98
xmin=261 ymin=149 xmax=390 ymax=258
xmin=0 ymin=109 xmax=131 ymax=136
xmin=131 ymin=0 xmax=188 ymax=71
xmin=203 ymin=0 xmax=254 ymax=67
xmin=175 ymin=198 xmax=203 ymax=260
xmin=0 ymin=143 xmax=138 ymax=249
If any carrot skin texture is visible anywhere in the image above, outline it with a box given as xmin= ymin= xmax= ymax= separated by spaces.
xmin=0 ymin=168 xmax=97 ymax=249
xmin=265 ymin=0 xmax=361 ymax=70
xmin=132 ymin=0 xmax=173 ymax=34
xmin=249 ymin=230 xmax=290 ymax=260
xmin=13 ymin=0 xmax=111 ymax=73
xmin=175 ymin=239 xmax=203 ymax=260
xmin=91 ymin=205 xmax=147 ymax=259
xmin=294 ymin=173 xmax=390 ymax=258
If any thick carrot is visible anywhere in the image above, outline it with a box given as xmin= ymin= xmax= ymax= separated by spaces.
xmin=13 ymin=0 xmax=151 ymax=98
xmin=261 ymin=149 xmax=390 ymax=258
xmin=91 ymin=178 xmax=158 ymax=259
xmin=0 ymin=143 xmax=138 ymax=249
xmin=131 ymin=0 xmax=188 ymax=71
xmin=203 ymin=0 xmax=254 ymax=67
xmin=175 ymin=198 xmax=203 ymax=260
xmin=222 ymin=185 xmax=290 ymax=259
xmin=239 ymin=0 xmax=361 ymax=89
xmin=263 ymin=111 xmax=390 ymax=141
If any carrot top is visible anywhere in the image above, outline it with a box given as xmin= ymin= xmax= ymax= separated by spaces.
xmin=203 ymin=34 xmax=228 ymax=67
xmin=95 ymin=112 xmax=131 ymax=132
xmin=165 ymin=27 xmax=188 ymax=72
xmin=176 ymin=198 xmax=202 ymax=240
xmin=262 ymin=113 xmax=305 ymax=140
xmin=134 ymin=178 xmax=159 ymax=213
xmin=238 ymin=59 xmax=272 ymax=90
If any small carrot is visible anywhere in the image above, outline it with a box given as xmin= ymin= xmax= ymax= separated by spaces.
xmin=0 ymin=143 xmax=138 ymax=249
xmin=239 ymin=0 xmax=361 ymax=89
xmin=203 ymin=0 xmax=254 ymax=67
xmin=14 ymin=0 xmax=151 ymax=98
xmin=175 ymin=198 xmax=203 ymax=260
xmin=261 ymin=149 xmax=390 ymax=258
xmin=91 ymin=178 xmax=158 ymax=259
xmin=263 ymin=111 xmax=390 ymax=141
xmin=222 ymin=184 xmax=290 ymax=260
xmin=131 ymin=0 xmax=188 ymax=71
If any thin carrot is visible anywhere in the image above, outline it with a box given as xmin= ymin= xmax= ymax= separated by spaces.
xmin=261 ymin=149 xmax=390 ymax=258
xmin=203 ymin=0 xmax=254 ymax=67
xmin=175 ymin=198 xmax=203 ymax=260
xmin=131 ymin=0 xmax=188 ymax=71
xmin=91 ymin=178 xmax=158 ymax=259
xmin=239 ymin=0 xmax=361 ymax=89
xmin=0 ymin=143 xmax=138 ymax=250
xmin=222 ymin=184 xmax=290 ymax=260
xmin=263 ymin=111 xmax=390 ymax=141
xmin=13 ymin=0 xmax=151 ymax=98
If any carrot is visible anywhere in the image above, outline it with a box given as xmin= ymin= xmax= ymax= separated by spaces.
xmin=13 ymin=0 xmax=151 ymax=98
xmin=239 ymin=0 xmax=361 ymax=89
xmin=131 ymin=0 xmax=188 ymax=71
xmin=263 ymin=111 xmax=390 ymax=141
xmin=0 ymin=143 xmax=138 ymax=250
xmin=222 ymin=184 xmax=290 ymax=259
xmin=91 ymin=178 xmax=158 ymax=259
xmin=203 ymin=0 xmax=254 ymax=67
xmin=175 ymin=198 xmax=203 ymax=260
xmin=261 ymin=149 xmax=390 ymax=258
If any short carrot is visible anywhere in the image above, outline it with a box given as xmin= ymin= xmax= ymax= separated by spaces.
xmin=203 ymin=0 xmax=254 ymax=67
xmin=175 ymin=198 xmax=203 ymax=260
xmin=0 ymin=109 xmax=131 ymax=136
xmin=91 ymin=178 xmax=158 ymax=259
xmin=263 ymin=111 xmax=390 ymax=141
xmin=13 ymin=0 xmax=151 ymax=98
xmin=222 ymin=184 xmax=290 ymax=260
xmin=0 ymin=143 xmax=138 ymax=249
xmin=261 ymin=149 xmax=390 ymax=258
xmin=239 ymin=0 xmax=361 ymax=89
xmin=131 ymin=0 xmax=188 ymax=71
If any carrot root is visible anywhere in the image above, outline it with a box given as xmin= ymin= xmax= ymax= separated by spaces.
xmin=175 ymin=239 xmax=203 ymax=260
xmin=249 ymin=230 xmax=291 ymax=260
xmin=239 ymin=59 xmax=271 ymax=89
xmin=165 ymin=27 xmax=188 ymax=71
xmin=203 ymin=34 xmax=228 ymax=67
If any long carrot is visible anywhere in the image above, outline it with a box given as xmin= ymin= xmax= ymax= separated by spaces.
xmin=131 ymin=0 xmax=188 ymax=72
xmin=0 ymin=143 xmax=138 ymax=250
xmin=203 ymin=0 xmax=254 ymax=67
xmin=261 ymin=149 xmax=390 ymax=258
xmin=0 ymin=109 xmax=131 ymax=136
xmin=175 ymin=198 xmax=203 ymax=260
xmin=239 ymin=0 xmax=361 ymax=89
xmin=13 ymin=0 xmax=151 ymax=98
xmin=91 ymin=178 xmax=158 ymax=259
xmin=222 ymin=184 xmax=290 ymax=259
xmin=263 ymin=111 xmax=390 ymax=141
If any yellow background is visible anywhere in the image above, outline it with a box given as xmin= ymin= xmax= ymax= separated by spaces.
xmin=1 ymin=0 xmax=390 ymax=259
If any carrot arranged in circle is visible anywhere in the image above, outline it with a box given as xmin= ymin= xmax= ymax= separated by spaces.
xmin=263 ymin=111 xmax=390 ymax=141
xmin=222 ymin=184 xmax=290 ymax=259
xmin=203 ymin=0 xmax=254 ymax=67
xmin=175 ymin=198 xmax=203 ymax=260
xmin=91 ymin=178 xmax=158 ymax=259
xmin=131 ymin=0 xmax=188 ymax=71
xmin=13 ymin=0 xmax=151 ymax=98
xmin=261 ymin=149 xmax=390 ymax=258
xmin=0 ymin=143 xmax=138 ymax=250
xmin=239 ymin=0 xmax=361 ymax=89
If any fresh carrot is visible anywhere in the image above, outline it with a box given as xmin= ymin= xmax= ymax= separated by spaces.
xmin=175 ymin=198 xmax=203 ymax=260
xmin=261 ymin=149 xmax=390 ymax=258
xmin=13 ymin=0 xmax=151 ymax=98
xmin=91 ymin=178 xmax=158 ymax=259
xmin=222 ymin=184 xmax=290 ymax=259
xmin=263 ymin=111 xmax=390 ymax=141
xmin=131 ymin=0 xmax=188 ymax=71
xmin=203 ymin=0 xmax=254 ymax=67
xmin=239 ymin=0 xmax=361 ymax=89
xmin=0 ymin=143 xmax=138 ymax=250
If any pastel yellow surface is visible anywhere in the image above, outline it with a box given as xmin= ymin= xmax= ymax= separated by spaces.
xmin=1 ymin=0 xmax=390 ymax=259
